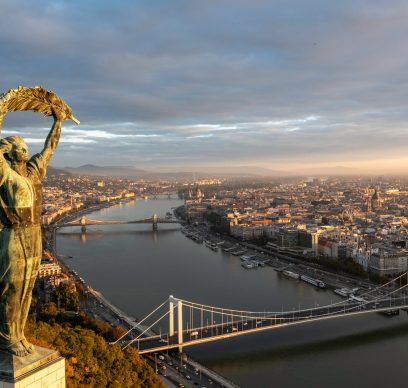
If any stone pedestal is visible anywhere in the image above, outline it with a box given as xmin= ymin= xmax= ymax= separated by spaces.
xmin=0 ymin=345 xmax=65 ymax=387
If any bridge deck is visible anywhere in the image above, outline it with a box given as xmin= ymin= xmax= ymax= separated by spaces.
xmin=60 ymin=218 xmax=181 ymax=226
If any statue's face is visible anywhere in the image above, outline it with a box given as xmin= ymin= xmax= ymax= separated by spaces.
xmin=11 ymin=141 xmax=29 ymax=162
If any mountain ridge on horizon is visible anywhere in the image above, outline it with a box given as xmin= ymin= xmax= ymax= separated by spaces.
xmin=55 ymin=163 xmax=372 ymax=177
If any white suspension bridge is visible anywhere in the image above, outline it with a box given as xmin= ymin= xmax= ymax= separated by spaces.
xmin=112 ymin=272 xmax=408 ymax=354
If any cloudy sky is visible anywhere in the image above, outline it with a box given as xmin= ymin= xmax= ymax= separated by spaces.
xmin=1 ymin=0 xmax=408 ymax=172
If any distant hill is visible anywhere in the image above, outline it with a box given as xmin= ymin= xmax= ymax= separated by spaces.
xmin=192 ymin=165 xmax=286 ymax=176
xmin=153 ymin=165 xmax=287 ymax=177
xmin=61 ymin=164 xmax=284 ymax=178
xmin=293 ymin=166 xmax=363 ymax=176
xmin=59 ymin=164 xmax=367 ymax=178
xmin=63 ymin=164 xmax=146 ymax=177
xmin=48 ymin=166 xmax=71 ymax=176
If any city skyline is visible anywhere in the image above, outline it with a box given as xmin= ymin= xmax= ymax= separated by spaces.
xmin=1 ymin=1 xmax=408 ymax=172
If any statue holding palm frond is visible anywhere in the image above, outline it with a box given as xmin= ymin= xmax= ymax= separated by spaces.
xmin=0 ymin=86 xmax=79 ymax=356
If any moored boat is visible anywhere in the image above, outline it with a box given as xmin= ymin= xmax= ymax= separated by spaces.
xmin=242 ymin=261 xmax=255 ymax=269
xmin=283 ymin=270 xmax=300 ymax=280
xmin=334 ymin=288 xmax=349 ymax=297
xmin=300 ymin=274 xmax=326 ymax=288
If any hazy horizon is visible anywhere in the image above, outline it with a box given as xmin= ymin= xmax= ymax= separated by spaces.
xmin=1 ymin=1 xmax=408 ymax=173
xmin=55 ymin=161 xmax=408 ymax=177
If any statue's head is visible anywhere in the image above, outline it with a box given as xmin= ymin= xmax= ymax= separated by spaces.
xmin=2 ymin=136 xmax=29 ymax=163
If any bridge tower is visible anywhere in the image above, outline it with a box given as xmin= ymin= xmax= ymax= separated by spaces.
xmin=169 ymin=296 xmax=183 ymax=352
xmin=169 ymin=296 xmax=175 ymax=337
xmin=177 ymin=299 xmax=183 ymax=352
xmin=81 ymin=216 xmax=86 ymax=233
xmin=152 ymin=214 xmax=158 ymax=231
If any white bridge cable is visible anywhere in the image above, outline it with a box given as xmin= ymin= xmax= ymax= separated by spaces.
xmin=179 ymin=271 xmax=407 ymax=315
xmin=178 ymin=272 xmax=408 ymax=316
xmin=111 ymin=297 xmax=169 ymax=345
xmin=122 ymin=308 xmax=171 ymax=350
xmin=179 ymin=284 xmax=408 ymax=331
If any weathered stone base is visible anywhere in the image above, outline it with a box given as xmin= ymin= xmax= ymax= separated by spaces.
xmin=0 ymin=345 xmax=65 ymax=387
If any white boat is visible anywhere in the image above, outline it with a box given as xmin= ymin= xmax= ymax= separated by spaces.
xmin=283 ymin=270 xmax=300 ymax=280
xmin=334 ymin=288 xmax=349 ymax=297
xmin=231 ymin=250 xmax=246 ymax=256
xmin=300 ymin=275 xmax=326 ymax=288
xmin=242 ymin=261 xmax=255 ymax=269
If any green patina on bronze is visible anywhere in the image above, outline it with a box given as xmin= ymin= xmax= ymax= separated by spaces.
xmin=0 ymin=87 xmax=78 ymax=357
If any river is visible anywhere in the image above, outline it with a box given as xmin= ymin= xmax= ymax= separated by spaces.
xmin=56 ymin=198 xmax=408 ymax=388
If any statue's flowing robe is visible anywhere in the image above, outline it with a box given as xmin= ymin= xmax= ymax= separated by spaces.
xmin=0 ymin=153 xmax=46 ymax=348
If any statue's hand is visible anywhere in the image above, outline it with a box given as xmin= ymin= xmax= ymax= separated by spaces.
xmin=0 ymin=139 xmax=12 ymax=154
xmin=51 ymin=106 xmax=68 ymax=121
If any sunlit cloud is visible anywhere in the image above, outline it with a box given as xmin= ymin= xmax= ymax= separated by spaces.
xmin=1 ymin=1 xmax=408 ymax=171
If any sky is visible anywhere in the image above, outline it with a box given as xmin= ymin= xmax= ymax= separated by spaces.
xmin=1 ymin=0 xmax=408 ymax=173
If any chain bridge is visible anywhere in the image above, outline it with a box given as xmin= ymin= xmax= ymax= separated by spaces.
xmin=112 ymin=273 xmax=408 ymax=354
xmin=59 ymin=214 xmax=181 ymax=231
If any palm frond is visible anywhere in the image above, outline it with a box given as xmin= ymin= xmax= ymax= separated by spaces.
xmin=0 ymin=86 xmax=79 ymax=129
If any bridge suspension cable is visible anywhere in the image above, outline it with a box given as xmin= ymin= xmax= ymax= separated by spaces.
xmin=122 ymin=308 xmax=172 ymax=350
xmin=178 ymin=272 xmax=408 ymax=316
xmin=176 ymin=282 xmax=408 ymax=330
xmin=112 ymin=297 xmax=169 ymax=345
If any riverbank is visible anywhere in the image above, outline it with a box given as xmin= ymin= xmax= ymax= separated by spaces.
xmin=180 ymin=222 xmax=397 ymax=304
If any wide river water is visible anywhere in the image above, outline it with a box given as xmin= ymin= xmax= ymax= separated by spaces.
xmin=57 ymin=198 xmax=408 ymax=388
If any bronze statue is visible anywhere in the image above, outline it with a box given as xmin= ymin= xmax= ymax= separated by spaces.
xmin=0 ymin=86 xmax=78 ymax=356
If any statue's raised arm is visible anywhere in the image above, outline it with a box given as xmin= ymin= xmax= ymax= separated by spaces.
xmin=39 ymin=108 xmax=66 ymax=166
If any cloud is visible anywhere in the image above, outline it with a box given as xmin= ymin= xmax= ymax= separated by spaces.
xmin=1 ymin=0 xmax=408 ymax=169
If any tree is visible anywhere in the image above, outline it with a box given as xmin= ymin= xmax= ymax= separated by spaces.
xmin=26 ymin=317 xmax=163 ymax=388
xmin=55 ymin=283 xmax=79 ymax=311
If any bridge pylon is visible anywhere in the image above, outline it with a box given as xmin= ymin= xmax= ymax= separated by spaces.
xmin=152 ymin=214 xmax=158 ymax=231
xmin=81 ymin=216 xmax=86 ymax=232
xmin=169 ymin=296 xmax=175 ymax=337
xmin=177 ymin=299 xmax=183 ymax=352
